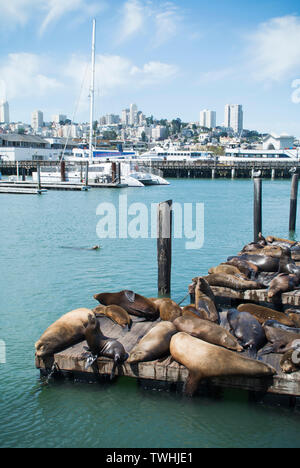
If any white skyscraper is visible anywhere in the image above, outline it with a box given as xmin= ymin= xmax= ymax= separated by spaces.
xmin=0 ymin=101 xmax=10 ymax=124
xmin=129 ymin=103 xmax=138 ymax=126
xmin=200 ymin=109 xmax=216 ymax=129
xmin=224 ymin=104 xmax=243 ymax=134
xmin=32 ymin=110 xmax=44 ymax=131
xmin=122 ymin=109 xmax=130 ymax=125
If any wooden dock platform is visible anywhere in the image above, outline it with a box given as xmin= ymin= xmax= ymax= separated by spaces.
xmin=35 ymin=317 xmax=300 ymax=398
xmin=0 ymin=187 xmax=47 ymax=195
xmin=0 ymin=181 xmax=89 ymax=191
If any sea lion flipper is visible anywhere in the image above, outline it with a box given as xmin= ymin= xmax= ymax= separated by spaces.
xmin=124 ymin=290 xmax=136 ymax=303
xmin=184 ymin=372 xmax=200 ymax=397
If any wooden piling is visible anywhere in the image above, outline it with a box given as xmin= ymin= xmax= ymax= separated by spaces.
xmin=157 ymin=200 xmax=173 ymax=296
xmin=111 ymin=162 xmax=117 ymax=183
xmin=289 ymin=174 xmax=299 ymax=232
xmin=37 ymin=163 xmax=41 ymax=191
xmin=85 ymin=161 xmax=89 ymax=187
xmin=61 ymin=161 xmax=66 ymax=182
xmin=254 ymin=177 xmax=262 ymax=243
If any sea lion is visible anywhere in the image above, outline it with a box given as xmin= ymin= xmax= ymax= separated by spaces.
xmin=35 ymin=308 xmax=95 ymax=358
xmin=225 ymin=258 xmax=259 ymax=278
xmin=227 ymin=309 xmax=266 ymax=358
xmin=94 ymin=290 xmax=159 ymax=321
xmin=289 ymin=314 xmax=300 ymax=328
xmin=254 ymin=272 xmax=278 ymax=288
xmin=219 ymin=311 xmax=231 ymax=332
xmin=203 ymin=274 xmax=263 ymax=291
xmin=208 ymin=265 xmax=248 ymax=280
xmin=237 ymin=304 xmax=295 ymax=327
xmin=260 ymin=325 xmax=300 ymax=355
xmin=127 ymin=322 xmax=177 ymax=364
xmin=170 ymin=333 xmax=276 ymax=397
xmin=151 ymin=298 xmax=182 ymax=322
xmin=229 ymin=254 xmax=281 ymax=273
xmin=240 ymin=246 xmax=286 ymax=259
xmin=83 ymin=314 xmax=129 ymax=379
xmin=195 ymin=277 xmax=219 ymax=323
xmin=266 ymin=236 xmax=296 ymax=247
xmin=264 ymin=320 xmax=300 ymax=334
xmin=182 ymin=305 xmax=207 ymax=320
xmin=268 ymin=274 xmax=299 ymax=299
xmin=173 ymin=315 xmax=243 ymax=352
xmin=93 ymin=305 xmax=132 ymax=330
xmin=280 ymin=348 xmax=300 ymax=374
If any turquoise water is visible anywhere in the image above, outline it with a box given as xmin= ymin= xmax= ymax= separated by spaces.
xmin=1 ymin=178 xmax=300 ymax=448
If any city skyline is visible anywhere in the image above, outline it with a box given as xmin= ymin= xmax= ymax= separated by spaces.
xmin=1 ymin=1 xmax=300 ymax=135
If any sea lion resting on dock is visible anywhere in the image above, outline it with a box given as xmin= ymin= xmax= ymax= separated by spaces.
xmin=203 ymin=274 xmax=263 ymax=291
xmin=237 ymin=304 xmax=295 ymax=327
xmin=227 ymin=309 xmax=266 ymax=358
xmin=35 ymin=308 xmax=95 ymax=358
xmin=280 ymin=349 xmax=300 ymax=374
xmin=94 ymin=290 xmax=159 ymax=322
xmin=225 ymin=258 xmax=259 ymax=278
xmin=128 ymin=322 xmax=177 ymax=364
xmin=93 ymin=305 xmax=133 ymax=330
xmin=194 ymin=277 xmax=219 ymax=323
xmin=268 ymin=273 xmax=300 ymax=299
xmin=264 ymin=320 xmax=300 ymax=334
xmin=260 ymin=325 xmax=300 ymax=355
xmin=83 ymin=314 xmax=128 ymax=379
xmin=208 ymin=265 xmax=248 ymax=280
xmin=288 ymin=314 xmax=300 ymax=328
xmin=150 ymin=298 xmax=182 ymax=322
xmin=230 ymin=254 xmax=289 ymax=273
xmin=173 ymin=315 xmax=243 ymax=352
xmin=170 ymin=333 xmax=276 ymax=397
xmin=182 ymin=305 xmax=207 ymax=320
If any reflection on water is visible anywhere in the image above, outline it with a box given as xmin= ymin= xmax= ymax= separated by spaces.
xmin=0 ymin=179 xmax=300 ymax=448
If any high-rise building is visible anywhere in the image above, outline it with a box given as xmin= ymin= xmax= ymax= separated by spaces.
xmin=224 ymin=104 xmax=243 ymax=134
xmin=53 ymin=114 xmax=67 ymax=124
xmin=32 ymin=110 xmax=43 ymax=131
xmin=200 ymin=109 xmax=216 ymax=129
xmin=122 ymin=109 xmax=130 ymax=126
xmin=0 ymin=101 xmax=10 ymax=124
xmin=129 ymin=103 xmax=138 ymax=126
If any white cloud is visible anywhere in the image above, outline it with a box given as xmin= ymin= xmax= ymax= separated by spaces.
xmin=248 ymin=15 xmax=300 ymax=81
xmin=0 ymin=53 xmax=62 ymax=100
xmin=118 ymin=0 xmax=145 ymax=42
xmin=154 ymin=4 xmax=181 ymax=46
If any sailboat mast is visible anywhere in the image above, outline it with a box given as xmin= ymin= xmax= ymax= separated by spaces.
xmin=89 ymin=18 xmax=96 ymax=163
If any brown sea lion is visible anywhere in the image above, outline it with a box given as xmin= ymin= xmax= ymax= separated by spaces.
xmin=173 ymin=315 xmax=243 ymax=352
xmin=208 ymin=265 xmax=248 ymax=280
xmin=237 ymin=303 xmax=295 ymax=327
xmin=268 ymin=274 xmax=299 ymax=299
xmin=151 ymin=298 xmax=182 ymax=322
xmin=182 ymin=305 xmax=207 ymax=320
xmin=260 ymin=325 xmax=300 ymax=355
xmin=226 ymin=258 xmax=259 ymax=277
xmin=35 ymin=308 xmax=95 ymax=358
xmin=266 ymin=236 xmax=295 ymax=246
xmin=280 ymin=348 xmax=300 ymax=374
xmin=195 ymin=277 xmax=219 ymax=323
xmin=203 ymin=274 xmax=263 ymax=291
xmin=83 ymin=314 xmax=128 ymax=379
xmin=240 ymin=246 xmax=286 ymax=258
xmin=127 ymin=322 xmax=177 ymax=364
xmin=93 ymin=290 xmax=159 ymax=321
xmin=289 ymin=314 xmax=300 ymax=328
xmin=93 ymin=305 xmax=132 ymax=330
xmin=170 ymin=333 xmax=276 ymax=397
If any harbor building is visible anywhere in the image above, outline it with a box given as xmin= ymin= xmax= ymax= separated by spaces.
xmin=0 ymin=101 xmax=10 ymax=124
xmin=262 ymin=134 xmax=295 ymax=151
xmin=200 ymin=109 xmax=216 ymax=129
xmin=225 ymin=104 xmax=243 ymax=134
xmin=31 ymin=110 xmax=44 ymax=132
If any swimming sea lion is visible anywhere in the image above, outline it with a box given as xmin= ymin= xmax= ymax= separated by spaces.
xmin=35 ymin=308 xmax=95 ymax=358
xmin=151 ymin=298 xmax=182 ymax=322
xmin=127 ymin=322 xmax=177 ymax=364
xmin=170 ymin=333 xmax=276 ymax=397
xmin=182 ymin=305 xmax=207 ymax=320
xmin=94 ymin=291 xmax=159 ymax=321
xmin=93 ymin=305 xmax=132 ymax=330
xmin=203 ymin=274 xmax=263 ymax=291
xmin=237 ymin=304 xmax=295 ymax=327
xmin=83 ymin=314 xmax=129 ymax=379
xmin=227 ymin=309 xmax=266 ymax=358
xmin=260 ymin=325 xmax=300 ymax=355
xmin=268 ymin=274 xmax=299 ymax=299
xmin=208 ymin=265 xmax=248 ymax=280
xmin=280 ymin=348 xmax=300 ymax=374
xmin=195 ymin=277 xmax=219 ymax=323
xmin=173 ymin=315 xmax=243 ymax=352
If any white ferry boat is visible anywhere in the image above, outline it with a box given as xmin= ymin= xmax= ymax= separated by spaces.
xmin=220 ymin=148 xmax=300 ymax=163
xmin=139 ymin=146 xmax=214 ymax=161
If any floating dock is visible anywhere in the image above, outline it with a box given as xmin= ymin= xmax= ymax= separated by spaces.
xmin=0 ymin=182 xmax=89 ymax=191
xmin=0 ymin=186 xmax=47 ymax=195
xmin=35 ymin=316 xmax=300 ymax=401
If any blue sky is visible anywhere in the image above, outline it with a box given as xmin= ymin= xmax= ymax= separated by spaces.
xmin=1 ymin=0 xmax=300 ymax=135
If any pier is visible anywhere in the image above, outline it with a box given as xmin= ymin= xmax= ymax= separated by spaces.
xmin=36 ymin=315 xmax=300 ymax=402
